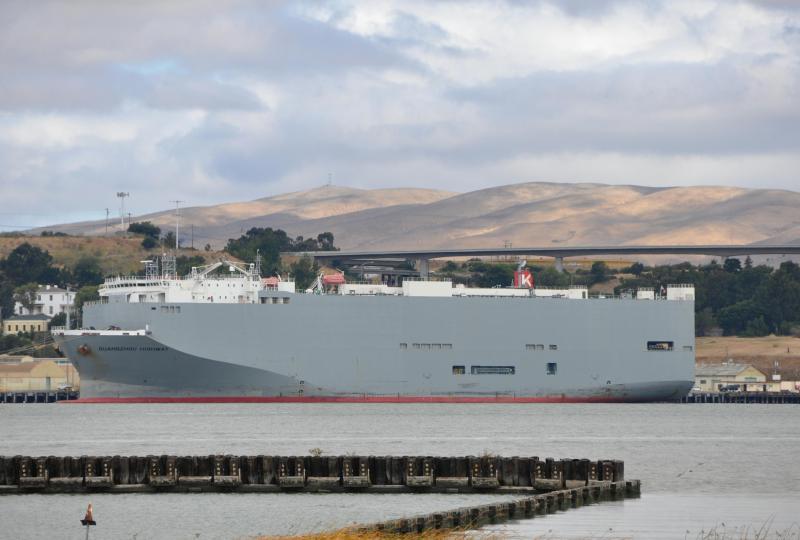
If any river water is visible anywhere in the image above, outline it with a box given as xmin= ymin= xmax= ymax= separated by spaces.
xmin=0 ymin=403 xmax=798 ymax=539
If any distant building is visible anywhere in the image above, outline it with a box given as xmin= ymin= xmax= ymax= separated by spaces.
xmin=2 ymin=314 xmax=51 ymax=335
xmin=694 ymin=363 xmax=776 ymax=392
xmin=14 ymin=285 xmax=75 ymax=318
xmin=0 ymin=356 xmax=79 ymax=392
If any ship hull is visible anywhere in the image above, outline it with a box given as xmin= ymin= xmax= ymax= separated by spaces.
xmin=55 ymin=294 xmax=695 ymax=403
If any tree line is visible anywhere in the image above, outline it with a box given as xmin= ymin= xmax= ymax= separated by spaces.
xmin=615 ymin=257 xmax=800 ymax=337
xmin=438 ymin=257 xmax=800 ymax=337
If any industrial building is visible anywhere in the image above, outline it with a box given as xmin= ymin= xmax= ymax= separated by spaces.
xmin=694 ymin=363 xmax=776 ymax=393
xmin=1 ymin=313 xmax=51 ymax=335
xmin=0 ymin=356 xmax=79 ymax=392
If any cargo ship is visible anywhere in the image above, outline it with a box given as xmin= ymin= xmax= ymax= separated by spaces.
xmin=52 ymin=256 xmax=695 ymax=403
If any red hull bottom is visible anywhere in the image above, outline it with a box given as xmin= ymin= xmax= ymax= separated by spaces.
xmin=65 ymin=395 xmax=629 ymax=404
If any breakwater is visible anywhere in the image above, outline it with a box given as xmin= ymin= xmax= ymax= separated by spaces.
xmin=0 ymin=454 xmax=625 ymax=494
xmin=360 ymin=480 xmax=641 ymax=534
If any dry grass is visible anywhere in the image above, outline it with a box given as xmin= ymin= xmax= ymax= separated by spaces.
xmin=696 ymin=336 xmax=800 ymax=380
xmin=0 ymin=235 xmax=228 ymax=275
xmin=257 ymin=529 xmax=481 ymax=540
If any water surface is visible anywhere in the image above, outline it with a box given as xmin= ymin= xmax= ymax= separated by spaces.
xmin=1 ymin=403 xmax=798 ymax=538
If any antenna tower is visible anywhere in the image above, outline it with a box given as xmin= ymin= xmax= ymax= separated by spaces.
xmin=161 ymin=253 xmax=176 ymax=279
xmin=116 ymin=192 xmax=130 ymax=232
xmin=170 ymin=200 xmax=184 ymax=252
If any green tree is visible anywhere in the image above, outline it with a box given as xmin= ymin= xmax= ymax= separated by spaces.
xmin=225 ymin=227 xmax=292 ymax=275
xmin=162 ymin=231 xmax=177 ymax=249
xmin=141 ymin=236 xmax=158 ymax=250
xmin=73 ymin=285 xmax=99 ymax=326
xmin=0 ymin=243 xmax=60 ymax=285
xmin=589 ymin=261 xmax=609 ymax=285
xmin=315 ymin=232 xmax=336 ymax=251
xmin=128 ymin=221 xmax=161 ymax=238
xmin=627 ymin=262 xmax=645 ymax=276
xmin=743 ymin=316 xmax=770 ymax=337
xmin=0 ymin=276 xmax=14 ymax=321
xmin=70 ymin=256 xmax=104 ymax=287
xmin=717 ymin=300 xmax=767 ymax=335
xmin=723 ymin=258 xmax=742 ymax=273
xmin=441 ymin=261 xmax=459 ymax=273
xmin=534 ymin=267 xmax=571 ymax=287
xmin=695 ymin=307 xmax=717 ymax=337
xmin=473 ymin=264 xmax=514 ymax=287
xmin=290 ymin=255 xmax=319 ymax=290
xmin=50 ymin=312 xmax=67 ymax=327
xmin=176 ymin=255 xmax=206 ymax=276
xmin=13 ymin=283 xmax=40 ymax=314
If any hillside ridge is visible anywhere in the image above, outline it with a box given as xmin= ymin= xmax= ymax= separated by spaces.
xmin=27 ymin=182 xmax=800 ymax=250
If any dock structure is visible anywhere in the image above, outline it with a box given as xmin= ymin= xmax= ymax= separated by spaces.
xmin=0 ymin=390 xmax=79 ymax=403
xmin=680 ymin=392 xmax=800 ymax=404
xmin=0 ymin=455 xmax=626 ymax=495
xmin=359 ymin=480 xmax=641 ymax=534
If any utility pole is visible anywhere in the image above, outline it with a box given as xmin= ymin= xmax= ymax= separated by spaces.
xmin=104 ymin=208 xmax=109 ymax=236
xmin=191 ymin=224 xmax=194 ymax=249
xmin=116 ymin=192 xmax=129 ymax=232
xmin=170 ymin=200 xmax=184 ymax=252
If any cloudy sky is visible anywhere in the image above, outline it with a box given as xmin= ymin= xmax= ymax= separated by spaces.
xmin=0 ymin=0 xmax=798 ymax=229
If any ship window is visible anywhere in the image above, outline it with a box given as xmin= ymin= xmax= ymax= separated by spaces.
xmin=647 ymin=341 xmax=674 ymax=351
xmin=443 ymin=344 xmax=453 ymax=349
xmin=161 ymin=306 xmax=169 ymax=313
xmin=471 ymin=365 xmax=515 ymax=375
xmin=700 ymin=379 xmax=707 ymax=384
xmin=151 ymin=307 xmax=156 ymax=310
xmin=433 ymin=343 xmax=441 ymax=349
xmin=683 ymin=345 xmax=693 ymax=351
xmin=452 ymin=365 xmax=465 ymax=375
xmin=175 ymin=306 xmax=181 ymax=313
xmin=283 ymin=297 xmax=290 ymax=304
xmin=413 ymin=343 xmax=420 ymax=349
xmin=549 ymin=344 xmax=558 ymax=350
xmin=546 ymin=362 xmax=557 ymax=375
xmin=399 ymin=343 xmax=407 ymax=349
xmin=422 ymin=343 xmax=431 ymax=350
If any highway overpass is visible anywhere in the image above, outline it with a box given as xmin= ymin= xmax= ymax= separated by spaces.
xmin=295 ymin=244 xmax=800 ymax=277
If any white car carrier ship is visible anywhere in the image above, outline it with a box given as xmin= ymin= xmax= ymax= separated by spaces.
xmin=52 ymin=256 xmax=695 ymax=403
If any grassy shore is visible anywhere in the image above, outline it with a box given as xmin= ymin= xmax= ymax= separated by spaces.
xmin=696 ymin=335 xmax=800 ymax=379
xmin=0 ymin=235 xmax=228 ymax=275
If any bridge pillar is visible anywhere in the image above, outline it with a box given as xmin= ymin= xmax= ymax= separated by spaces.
xmin=416 ymin=258 xmax=430 ymax=279
xmin=554 ymin=257 xmax=564 ymax=273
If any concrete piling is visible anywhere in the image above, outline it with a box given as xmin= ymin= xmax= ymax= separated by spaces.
xmin=0 ymin=454 xmax=635 ymax=498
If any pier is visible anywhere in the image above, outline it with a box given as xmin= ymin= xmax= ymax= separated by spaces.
xmin=359 ymin=480 xmax=641 ymax=534
xmin=0 ymin=454 xmax=627 ymax=495
xmin=0 ymin=390 xmax=79 ymax=404
xmin=680 ymin=392 xmax=800 ymax=404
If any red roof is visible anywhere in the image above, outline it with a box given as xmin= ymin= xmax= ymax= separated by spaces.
xmin=322 ymin=274 xmax=346 ymax=285
xmin=262 ymin=277 xmax=280 ymax=286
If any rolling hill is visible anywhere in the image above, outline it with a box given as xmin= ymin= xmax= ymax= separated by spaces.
xmin=28 ymin=182 xmax=800 ymax=250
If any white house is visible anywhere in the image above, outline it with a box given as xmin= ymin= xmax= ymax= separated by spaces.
xmin=14 ymin=285 xmax=76 ymax=319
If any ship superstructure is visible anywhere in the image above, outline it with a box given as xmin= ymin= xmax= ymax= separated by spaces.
xmin=53 ymin=257 xmax=696 ymax=403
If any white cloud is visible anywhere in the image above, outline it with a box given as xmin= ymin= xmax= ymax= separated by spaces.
xmin=0 ymin=0 xmax=798 ymax=230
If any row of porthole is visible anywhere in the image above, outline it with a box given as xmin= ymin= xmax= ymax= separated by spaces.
xmin=399 ymin=343 xmax=453 ymax=350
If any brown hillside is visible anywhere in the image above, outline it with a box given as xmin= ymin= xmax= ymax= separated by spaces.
xmin=25 ymin=182 xmax=800 ymax=251
xmin=0 ymin=236 xmax=227 ymax=276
